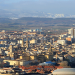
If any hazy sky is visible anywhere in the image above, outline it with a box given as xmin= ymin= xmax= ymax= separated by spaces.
xmin=0 ymin=0 xmax=75 ymax=18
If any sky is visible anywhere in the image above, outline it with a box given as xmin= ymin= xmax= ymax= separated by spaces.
xmin=0 ymin=0 xmax=75 ymax=18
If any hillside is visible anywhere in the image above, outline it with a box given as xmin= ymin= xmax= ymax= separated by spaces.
xmin=0 ymin=17 xmax=75 ymax=31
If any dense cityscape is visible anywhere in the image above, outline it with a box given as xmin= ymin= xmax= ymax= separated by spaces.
xmin=0 ymin=0 xmax=75 ymax=75
xmin=0 ymin=28 xmax=74 ymax=75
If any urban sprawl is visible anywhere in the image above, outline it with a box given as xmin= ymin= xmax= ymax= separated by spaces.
xmin=0 ymin=28 xmax=75 ymax=75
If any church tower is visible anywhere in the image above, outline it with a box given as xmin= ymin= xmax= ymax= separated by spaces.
xmin=21 ymin=38 xmax=24 ymax=47
xmin=9 ymin=45 xmax=13 ymax=53
xmin=52 ymin=38 xmax=54 ymax=44
xmin=48 ymin=42 xmax=53 ymax=54
xmin=48 ymin=42 xmax=52 ymax=52
xmin=26 ymin=38 xmax=29 ymax=48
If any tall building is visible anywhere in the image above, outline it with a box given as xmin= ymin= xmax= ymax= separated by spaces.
xmin=68 ymin=29 xmax=72 ymax=34
xmin=68 ymin=28 xmax=75 ymax=42
xmin=68 ymin=28 xmax=75 ymax=38
xmin=71 ymin=28 xmax=75 ymax=38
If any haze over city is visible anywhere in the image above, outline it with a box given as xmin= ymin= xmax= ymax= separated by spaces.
xmin=0 ymin=0 xmax=75 ymax=18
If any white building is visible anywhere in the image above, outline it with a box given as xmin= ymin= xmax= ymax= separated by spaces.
xmin=68 ymin=28 xmax=75 ymax=38
xmin=68 ymin=29 xmax=72 ymax=34
xmin=30 ymin=39 xmax=37 ymax=44
xmin=20 ymin=60 xmax=32 ymax=66
xmin=57 ymin=40 xmax=66 ymax=45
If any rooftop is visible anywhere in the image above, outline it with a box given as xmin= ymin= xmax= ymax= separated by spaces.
xmin=52 ymin=68 xmax=75 ymax=74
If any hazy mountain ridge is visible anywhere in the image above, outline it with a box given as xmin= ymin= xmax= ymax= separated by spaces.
xmin=0 ymin=9 xmax=75 ymax=19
